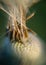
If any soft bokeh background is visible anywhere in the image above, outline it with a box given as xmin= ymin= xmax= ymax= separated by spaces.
xmin=0 ymin=0 xmax=46 ymax=65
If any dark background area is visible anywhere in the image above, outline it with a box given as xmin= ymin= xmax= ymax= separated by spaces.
xmin=27 ymin=0 xmax=46 ymax=42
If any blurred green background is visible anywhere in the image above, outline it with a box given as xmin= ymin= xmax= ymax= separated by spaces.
xmin=0 ymin=0 xmax=46 ymax=42
xmin=27 ymin=0 xmax=46 ymax=42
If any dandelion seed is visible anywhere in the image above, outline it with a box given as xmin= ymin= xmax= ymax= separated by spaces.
xmin=0 ymin=0 xmax=44 ymax=65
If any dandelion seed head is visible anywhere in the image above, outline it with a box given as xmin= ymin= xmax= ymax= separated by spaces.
xmin=12 ymin=32 xmax=44 ymax=65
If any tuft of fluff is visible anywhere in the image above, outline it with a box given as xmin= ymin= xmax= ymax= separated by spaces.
xmin=0 ymin=0 xmax=40 ymax=32
xmin=0 ymin=0 xmax=40 ymax=10
xmin=0 ymin=0 xmax=40 ymax=27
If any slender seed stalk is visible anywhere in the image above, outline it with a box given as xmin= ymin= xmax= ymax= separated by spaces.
xmin=0 ymin=4 xmax=35 ymax=43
